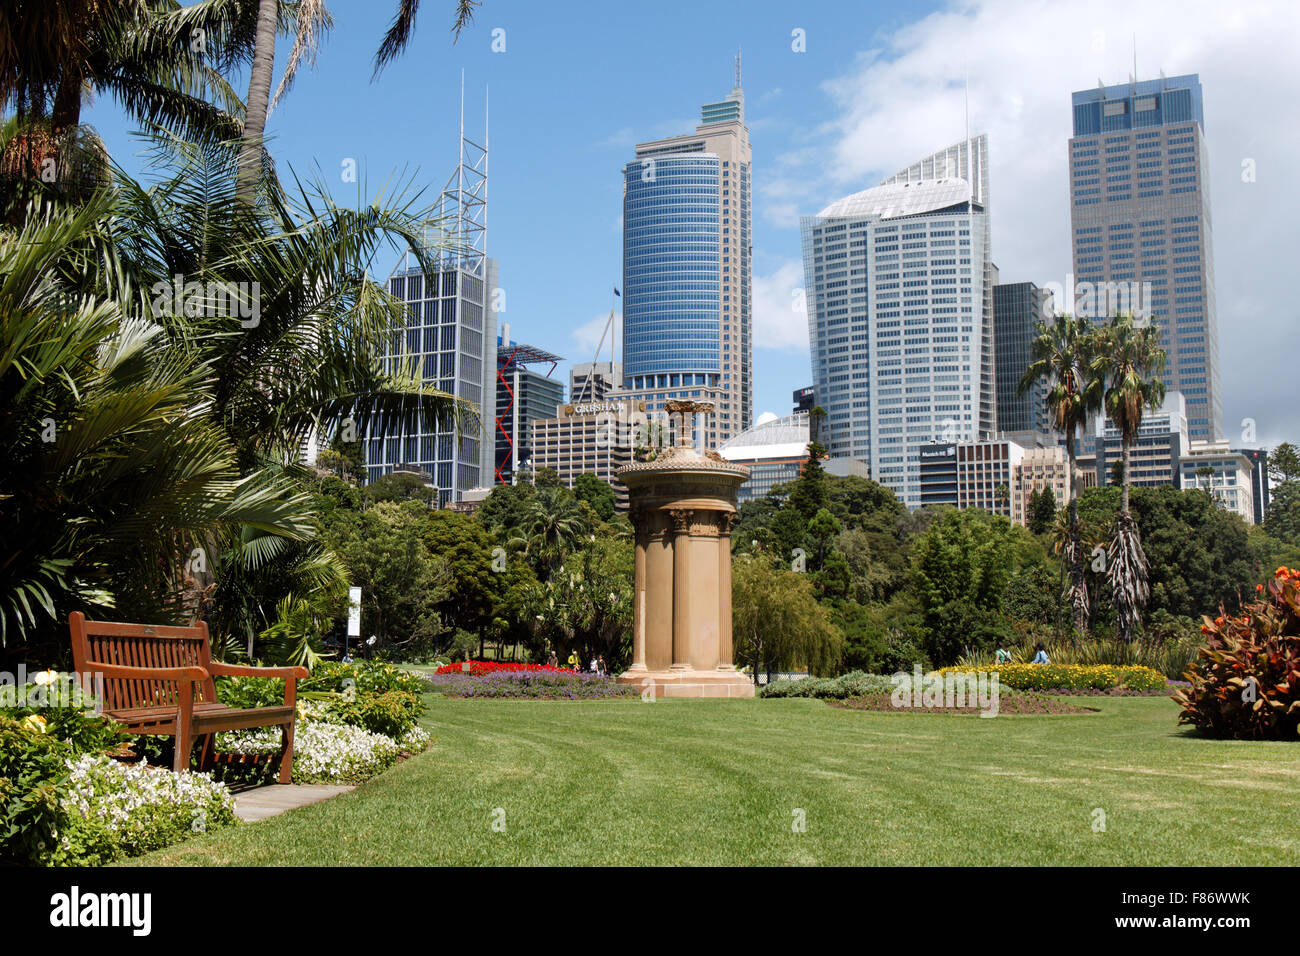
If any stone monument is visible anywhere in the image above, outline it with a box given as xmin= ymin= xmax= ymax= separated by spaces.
xmin=617 ymin=400 xmax=753 ymax=698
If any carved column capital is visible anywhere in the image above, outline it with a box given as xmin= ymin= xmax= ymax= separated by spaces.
xmin=668 ymin=508 xmax=693 ymax=534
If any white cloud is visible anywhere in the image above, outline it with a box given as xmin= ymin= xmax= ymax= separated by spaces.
xmin=570 ymin=310 xmax=622 ymax=358
xmin=753 ymin=259 xmax=810 ymax=350
xmin=798 ymin=0 xmax=1300 ymax=445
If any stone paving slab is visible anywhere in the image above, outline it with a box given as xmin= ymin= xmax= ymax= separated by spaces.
xmin=232 ymin=784 xmax=354 ymax=822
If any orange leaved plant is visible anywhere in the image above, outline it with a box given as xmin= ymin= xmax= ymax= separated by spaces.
xmin=1174 ymin=568 xmax=1300 ymax=739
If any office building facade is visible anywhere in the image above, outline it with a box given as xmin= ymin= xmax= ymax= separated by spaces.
xmin=1233 ymin=447 xmax=1270 ymax=526
xmin=530 ymin=399 xmax=642 ymax=511
xmin=1095 ymin=390 xmax=1188 ymax=488
xmin=495 ymin=336 xmax=564 ymax=485
xmin=1068 ymin=74 xmax=1221 ymax=441
xmin=367 ymin=119 xmax=496 ymax=506
xmin=1179 ymin=440 xmax=1255 ymax=524
xmin=803 ymin=135 xmax=994 ymax=508
xmin=369 ymin=259 xmax=498 ymax=506
xmin=993 ymin=281 xmax=1053 ymax=434
xmin=570 ymin=361 xmax=622 ymax=404
xmin=621 ymin=78 xmax=752 ymax=449
xmin=1011 ymin=445 xmax=1070 ymax=527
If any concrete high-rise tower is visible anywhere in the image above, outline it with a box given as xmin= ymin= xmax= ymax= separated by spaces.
xmin=620 ymin=66 xmax=752 ymax=449
xmin=1068 ymin=74 xmax=1221 ymax=441
xmin=802 ymin=135 xmax=994 ymax=507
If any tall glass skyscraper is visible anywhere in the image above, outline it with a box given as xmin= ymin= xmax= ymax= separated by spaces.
xmin=993 ymin=280 xmax=1053 ymax=434
xmin=620 ymin=77 xmax=752 ymax=448
xmin=801 ymin=136 xmax=994 ymax=508
xmin=365 ymin=118 xmax=498 ymax=507
xmin=1068 ymin=74 xmax=1221 ymax=441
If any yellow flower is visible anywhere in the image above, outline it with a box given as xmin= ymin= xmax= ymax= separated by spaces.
xmin=22 ymin=714 xmax=47 ymax=734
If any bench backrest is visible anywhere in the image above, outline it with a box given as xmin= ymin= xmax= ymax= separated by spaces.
xmin=69 ymin=611 xmax=218 ymax=711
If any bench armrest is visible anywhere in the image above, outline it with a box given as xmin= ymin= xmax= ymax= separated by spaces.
xmin=80 ymin=661 xmax=208 ymax=683
xmin=205 ymin=662 xmax=308 ymax=680
xmin=206 ymin=661 xmax=307 ymax=707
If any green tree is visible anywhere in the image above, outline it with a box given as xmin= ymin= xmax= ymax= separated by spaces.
xmin=573 ymin=473 xmax=616 ymax=521
xmin=510 ymin=486 xmax=593 ymax=578
xmin=786 ymin=440 xmax=829 ymax=519
xmin=1266 ymin=482 xmax=1300 ymax=545
xmin=1020 ymin=313 xmax=1103 ymax=633
xmin=421 ymin=509 xmax=499 ymax=642
xmin=533 ymin=466 xmax=563 ymax=489
xmin=807 ymin=507 xmax=842 ymax=570
xmin=321 ymin=500 xmax=449 ymax=648
xmin=732 ymin=557 xmax=841 ymax=682
xmin=908 ymin=509 xmax=1019 ymax=665
xmin=1093 ymin=313 xmax=1166 ymax=642
xmin=1268 ymin=442 xmax=1300 ymax=485
xmin=236 ymin=1 xmax=479 ymax=200
xmin=523 ymin=536 xmax=632 ymax=668
xmin=1027 ymin=485 xmax=1057 ymax=536
xmin=0 ymin=1 xmax=246 ymax=165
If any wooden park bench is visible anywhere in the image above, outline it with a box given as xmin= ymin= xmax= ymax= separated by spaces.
xmin=69 ymin=612 xmax=308 ymax=781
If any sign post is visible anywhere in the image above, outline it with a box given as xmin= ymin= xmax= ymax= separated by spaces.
xmin=346 ymin=586 xmax=361 ymax=658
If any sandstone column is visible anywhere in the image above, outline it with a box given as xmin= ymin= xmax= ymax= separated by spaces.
xmin=669 ymin=508 xmax=693 ymax=671
xmin=616 ymin=400 xmax=753 ymax=698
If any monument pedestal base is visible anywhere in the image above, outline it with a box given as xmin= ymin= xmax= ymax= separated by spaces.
xmin=617 ymin=669 xmax=755 ymax=699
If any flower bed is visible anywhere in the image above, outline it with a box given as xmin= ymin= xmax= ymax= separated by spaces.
xmin=424 ymin=670 xmax=638 ymax=699
xmin=60 ymin=754 xmax=237 ymax=862
xmin=434 ymin=660 xmax=573 ymax=676
xmin=935 ymin=663 xmax=1167 ymax=692
xmin=215 ymin=721 xmax=430 ymax=784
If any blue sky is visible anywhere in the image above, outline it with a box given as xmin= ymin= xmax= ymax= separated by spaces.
xmin=86 ymin=0 xmax=1300 ymax=442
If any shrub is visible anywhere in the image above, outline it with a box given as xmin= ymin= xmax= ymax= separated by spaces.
xmin=312 ymin=689 xmax=422 ymax=739
xmin=0 ymin=672 xmax=125 ymax=754
xmin=936 ymin=663 xmax=1166 ymax=692
xmin=1174 ymin=567 xmax=1300 ymax=739
xmin=0 ymin=715 xmax=75 ymax=865
xmin=761 ymin=671 xmax=898 ymax=699
xmin=0 ymin=715 xmax=237 ymax=866
xmin=216 ymin=659 xmax=428 ymax=709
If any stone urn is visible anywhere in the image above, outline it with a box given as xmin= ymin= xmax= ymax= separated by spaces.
xmin=616 ymin=400 xmax=753 ymax=698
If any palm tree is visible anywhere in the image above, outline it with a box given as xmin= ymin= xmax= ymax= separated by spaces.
xmin=1093 ymin=313 xmax=1166 ymax=643
xmin=110 ymin=133 xmax=478 ymax=644
xmin=994 ymin=483 xmax=1010 ymax=515
xmin=510 ymin=488 xmax=592 ymax=578
xmin=0 ymin=1 xmax=247 ymax=175
xmin=236 ymin=0 xmax=481 ymax=202
xmin=113 ymin=133 xmax=478 ymax=471
xmin=1019 ymin=313 xmax=1103 ymax=635
xmin=0 ymin=194 xmax=312 ymax=654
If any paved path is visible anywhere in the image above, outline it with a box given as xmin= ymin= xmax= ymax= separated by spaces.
xmin=232 ymin=784 xmax=354 ymax=823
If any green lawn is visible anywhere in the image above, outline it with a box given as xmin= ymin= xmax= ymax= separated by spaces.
xmin=129 ymin=695 xmax=1300 ymax=866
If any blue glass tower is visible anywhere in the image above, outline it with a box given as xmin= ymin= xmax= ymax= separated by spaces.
xmin=620 ymin=78 xmax=752 ymax=448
